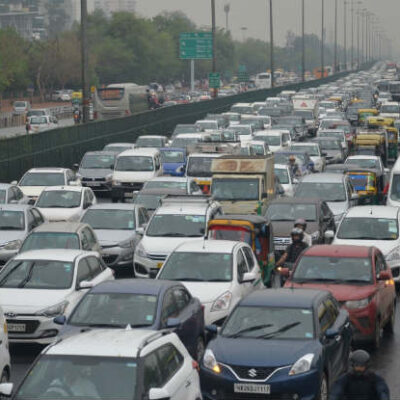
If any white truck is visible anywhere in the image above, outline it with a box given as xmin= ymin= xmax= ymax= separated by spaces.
xmin=293 ymin=97 xmax=319 ymax=135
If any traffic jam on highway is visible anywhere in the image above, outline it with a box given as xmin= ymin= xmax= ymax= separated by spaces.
xmin=0 ymin=62 xmax=399 ymax=400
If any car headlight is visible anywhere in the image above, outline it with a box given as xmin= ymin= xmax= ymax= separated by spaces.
xmin=311 ymin=231 xmax=320 ymax=240
xmin=35 ymin=301 xmax=69 ymax=317
xmin=112 ymin=180 xmax=121 ymax=186
xmin=203 ymin=349 xmax=221 ymax=374
xmin=2 ymin=240 xmax=22 ymax=251
xmin=345 ymin=297 xmax=371 ymax=309
xmin=211 ymin=291 xmax=232 ymax=312
xmin=334 ymin=213 xmax=344 ymax=223
xmin=289 ymin=353 xmax=314 ymax=376
xmin=135 ymin=242 xmax=147 ymax=258
xmin=385 ymin=248 xmax=400 ymax=262
xmin=119 ymin=239 xmax=134 ymax=249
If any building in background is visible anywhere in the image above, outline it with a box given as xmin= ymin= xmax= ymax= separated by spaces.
xmin=94 ymin=0 xmax=136 ymax=18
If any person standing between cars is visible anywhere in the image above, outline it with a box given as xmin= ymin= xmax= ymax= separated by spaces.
xmin=288 ymin=155 xmax=301 ymax=178
xmin=294 ymin=218 xmax=312 ymax=246
xmin=329 ymin=350 xmax=390 ymax=400
xmin=276 ymin=228 xmax=308 ymax=267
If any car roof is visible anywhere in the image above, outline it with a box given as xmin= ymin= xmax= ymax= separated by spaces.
xmin=148 ymin=177 xmax=187 ymax=183
xmin=255 ymin=131 xmax=282 ymax=136
xmin=137 ymin=135 xmax=166 ymax=139
xmin=13 ymin=249 xmax=90 ymax=262
xmin=156 ymin=201 xmax=211 ymax=215
xmin=105 ymin=143 xmax=134 ymax=147
xmin=188 ymin=153 xmax=222 ymax=158
xmin=90 ymin=279 xmax=177 ymax=295
xmin=300 ymin=173 xmax=344 ymax=183
xmin=46 ymin=329 xmax=162 ymax=358
xmin=346 ymin=155 xmax=379 ymax=160
xmin=174 ymin=239 xmax=240 ymax=253
xmin=0 ymin=183 xmax=13 ymax=189
xmin=33 ymin=222 xmax=87 ymax=233
xmin=117 ymin=148 xmax=159 ymax=157
xmin=303 ymin=244 xmax=373 ymax=258
xmin=241 ymin=288 xmax=329 ymax=308
xmin=86 ymin=203 xmax=138 ymax=211
xmin=26 ymin=168 xmax=67 ymax=173
xmin=345 ymin=205 xmax=399 ymax=219
xmin=83 ymin=151 xmax=116 ymax=156
xmin=270 ymin=197 xmax=322 ymax=205
xmin=41 ymin=185 xmax=84 ymax=192
xmin=140 ymin=188 xmax=187 ymax=196
xmin=0 ymin=204 xmax=31 ymax=211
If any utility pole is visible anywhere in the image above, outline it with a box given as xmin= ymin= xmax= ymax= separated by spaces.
xmin=81 ymin=0 xmax=89 ymax=123
xmin=343 ymin=0 xmax=347 ymax=70
xmin=361 ymin=9 xmax=365 ymax=65
xmin=334 ymin=0 xmax=337 ymax=73
xmin=224 ymin=3 xmax=230 ymax=31
xmin=321 ymin=0 xmax=324 ymax=78
xmin=269 ymin=0 xmax=274 ymax=87
xmin=357 ymin=9 xmax=360 ymax=68
xmin=364 ymin=11 xmax=368 ymax=64
xmin=211 ymin=0 xmax=217 ymax=98
xmin=302 ymin=0 xmax=305 ymax=82
xmin=351 ymin=0 xmax=354 ymax=69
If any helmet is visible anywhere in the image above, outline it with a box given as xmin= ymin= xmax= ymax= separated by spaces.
xmin=294 ymin=218 xmax=307 ymax=230
xmin=291 ymin=227 xmax=304 ymax=241
xmin=350 ymin=350 xmax=370 ymax=368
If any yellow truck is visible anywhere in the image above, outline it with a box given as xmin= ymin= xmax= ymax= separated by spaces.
xmin=210 ymin=155 xmax=275 ymax=215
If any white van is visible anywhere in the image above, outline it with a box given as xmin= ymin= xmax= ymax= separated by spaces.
xmin=111 ymin=148 xmax=161 ymax=202
xmin=387 ymin=157 xmax=400 ymax=207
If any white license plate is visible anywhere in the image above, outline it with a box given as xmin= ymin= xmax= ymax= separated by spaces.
xmin=234 ymin=383 xmax=270 ymax=394
xmin=124 ymin=192 xmax=133 ymax=197
xmin=8 ymin=323 xmax=26 ymax=333
xmin=86 ymin=182 xmax=101 ymax=187
xmin=275 ymin=245 xmax=287 ymax=250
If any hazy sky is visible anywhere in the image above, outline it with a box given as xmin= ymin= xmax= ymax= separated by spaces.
xmin=136 ymin=0 xmax=397 ymax=54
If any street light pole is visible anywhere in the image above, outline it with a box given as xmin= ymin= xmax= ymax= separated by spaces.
xmin=224 ymin=3 xmax=230 ymax=31
xmin=269 ymin=0 xmax=274 ymax=87
xmin=343 ymin=0 xmax=347 ymax=70
xmin=334 ymin=0 xmax=337 ymax=73
xmin=302 ymin=0 xmax=305 ymax=82
xmin=81 ymin=0 xmax=89 ymax=124
xmin=211 ymin=0 xmax=217 ymax=98
xmin=321 ymin=0 xmax=324 ymax=78
xmin=351 ymin=0 xmax=354 ymax=69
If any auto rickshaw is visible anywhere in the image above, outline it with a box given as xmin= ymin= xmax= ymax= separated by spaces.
xmin=358 ymin=108 xmax=378 ymax=126
xmin=386 ymin=126 xmax=399 ymax=161
xmin=353 ymin=130 xmax=388 ymax=166
xmin=367 ymin=116 xmax=394 ymax=129
xmin=207 ymin=215 xmax=276 ymax=287
xmin=346 ymin=168 xmax=380 ymax=205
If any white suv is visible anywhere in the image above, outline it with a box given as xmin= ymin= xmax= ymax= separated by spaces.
xmin=0 ymin=329 xmax=202 ymax=400
xmin=134 ymin=196 xmax=222 ymax=278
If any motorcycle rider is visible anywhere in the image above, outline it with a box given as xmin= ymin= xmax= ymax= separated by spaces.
xmin=294 ymin=218 xmax=312 ymax=246
xmin=276 ymin=227 xmax=308 ymax=267
xmin=329 ymin=350 xmax=390 ymax=400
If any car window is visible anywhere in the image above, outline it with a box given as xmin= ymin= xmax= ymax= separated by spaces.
xmin=138 ymin=209 xmax=147 ymax=226
xmin=87 ymin=256 xmax=103 ymax=278
xmin=161 ymin=290 xmax=179 ymax=324
xmin=375 ymin=254 xmax=386 ymax=277
xmin=324 ymin=298 xmax=339 ymax=321
xmin=173 ymin=288 xmax=191 ymax=312
xmin=77 ymin=258 xmax=92 ymax=283
xmin=82 ymin=227 xmax=96 ymax=249
xmin=242 ymin=246 xmax=255 ymax=270
xmin=27 ymin=210 xmax=37 ymax=230
xmin=31 ymin=208 xmax=44 ymax=225
xmin=8 ymin=188 xmax=15 ymax=202
xmin=143 ymin=352 xmax=162 ymax=393
xmin=318 ymin=301 xmax=336 ymax=334
xmin=80 ymin=229 xmax=91 ymax=250
xmin=237 ymin=249 xmax=248 ymax=280
xmin=11 ymin=187 xmax=22 ymax=200
xmin=156 ymin=344 xmax=184 ymax=386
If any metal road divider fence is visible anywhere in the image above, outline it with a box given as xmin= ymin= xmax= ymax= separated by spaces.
xmin=0 ymin=69 xmax=368 ymax=182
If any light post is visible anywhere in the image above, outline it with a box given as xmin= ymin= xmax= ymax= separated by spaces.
xmin=334 ymin=0 xmax=337 ymax=73
xmin=224 ymin=3 xmax=230 ymax=31
xmin=211 ymin=0 xmax=217 ymax=98
xmin=321 ymin=0 xmax=324 ymax=78
xmin=343 ymin=0 xmax=348 ymax=70
xmin=269 ymin=0 xmax=274 ymax=87
xmin=241 ymin=26 xmax=248 ymax=42
xmin=301 ymin=0 xmax=305 ymax=81
xmin=81 ymin=0 xmax=89 ymax=123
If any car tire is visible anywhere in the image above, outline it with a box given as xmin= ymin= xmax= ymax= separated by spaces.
xmin=384 ymin=302 xmax=396 ymax=334
xmin=317 ymin=373 xmax=328 ymax=400
xmin=195 ymin=336 xmax=205 ymax=362
xmin=1 ymin=368 xmax=9 ymax=383
xmin=373 ymin=319 xmax=381 ymax=349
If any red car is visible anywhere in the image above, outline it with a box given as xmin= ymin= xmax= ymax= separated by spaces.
xmin=283 ymin=245 xmax=396 ymax=348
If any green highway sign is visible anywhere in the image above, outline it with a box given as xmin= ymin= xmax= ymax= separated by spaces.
xmin=179 ymin=32 xmax=213 ymax=60
xmin=209 ymin=72 xmax=220 ymax=89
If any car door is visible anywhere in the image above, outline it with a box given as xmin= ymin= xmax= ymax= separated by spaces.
xmin=235 ymin=247 xmax=252 ymax=302
xmin=81 ymin=226 xmax=101 ymax=253
xmin=172 ymin=286 xmax=203 ymax=357
xmin=242 ymin=245 xmax=263 ymax=289
xmin=26 ymin=209 xmax=39 ymax=232
xmin=68 ymin=257 xmax=93 ymax=312
xmin=161 ymin=289 xmax=180 ymax=329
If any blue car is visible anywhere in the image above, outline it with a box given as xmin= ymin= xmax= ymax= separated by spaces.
xmin=200 ymin=288 xmax=352 ymax=400
xmin=54 ymin=279 xmax=205 ymax=360
xmin=160 ymin=147 xmax=187 ymax=176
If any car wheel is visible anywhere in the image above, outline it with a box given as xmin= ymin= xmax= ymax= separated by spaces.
xmin=317 ymin=373 xmax=328 ymax=400
xmin=373 ymin=319 xmax=381 ymax=349
xmin=1 ymin=368 xmax=9 ymax=383
xmin=384 ymin=302 xmax=396 ymax=334
xmin=195 ymin=336 xmax=205 ymax=362
xmin=271 ymin=271 xmax=282 ymax=288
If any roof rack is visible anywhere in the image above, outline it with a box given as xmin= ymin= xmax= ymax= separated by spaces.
xmin=137 ymin=329 xmax=172 ymax=357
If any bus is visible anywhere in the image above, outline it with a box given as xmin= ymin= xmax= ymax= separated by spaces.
xmin=254 ymin=73 xmax=272 ymax=89
xmin=93 ymin=83 xmax=148 ymax=120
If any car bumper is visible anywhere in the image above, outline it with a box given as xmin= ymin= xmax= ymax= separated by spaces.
xmin=6 ymin=316 xmax=60 ymax=345
xmin=134 ymin=253 xmax=166 ymax=278
xmin=112 ymin=183 xmax=144 ymax=199
xmin=200 ymin=365 xmax=320 ymax=400
xmin=81 ymin=180 xmax=111 ymax=192
xmin=102 ymin=247 xmax=133 ymax=270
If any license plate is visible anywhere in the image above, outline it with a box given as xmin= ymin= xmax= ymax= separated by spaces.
xmin=157 ymin=262 xmax=163 ymax=269
xmin=234 ymin=383 xmax=270 ymax=394
xmin=86 ymin=182 xmax=101 ymax=187
xmin=124 ymin=192 xmax=133 ymax=197
xmin=275 ymin=245 xmax=287 ymax=250
xmin=8 ymin=323 xmax=26 ymax=333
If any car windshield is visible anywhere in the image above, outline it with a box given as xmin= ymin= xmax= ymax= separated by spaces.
xmin=146 ymin=214 xmax=205 ymax=237
xmin=319 ymin=131 xmax=344 ymax=140
xmin=0 ymin=260 xmax=74 ymax=289
xmin=292 ymin=145 xmax=319 ymax=156
xmin=30 ymin=116 xmax=48 ymax=124
xmin=234 ymin=126 xmax=252 ymax=135
xmin=145 ymin=181 xmax=186 ymax=191
xmin=209 ymin=228 xmax=252 ymax=244
xmin=0 ymin=190 xmax=6 ymax=203
xmin=337 ymin=217 xmax=398 ymax=240
xmin=160 ymin=151 xmax=185 ymax=163
xmin=381 ymin=105 xmax=400 ymax=113
xmin=222 ymin=306 xmax=314 ymax=340
xmin=294 ymin=110 xmax=314 ymax=119
xmin=226 ymin=114 xmax=240 ymax=121
xmin=295 ymin=182 xmax=346 ymax=202
xmin=15 ymin=355 xmax=137 ymax=400
xmin=197 ymin=121 xmax=217 ymax=130
xmin=186 ymin=157 xmax=214 ymax=177
xmin=258 ymin=135 xmax=281 ymax=146
xmin=345 ymin=158 xmax=379 ymax=169
xmin=274 ymin=168 xmax=289 ymax=184
xmin=115 ymin=156 xmax=154 ymax=172
xmin=293 ymin=256 xmax=373 ymax=284
xmin=20 ymin=173 xmax=64 ymax=187
xmin=81 ymin=154 xmax=115 ymax=169
xmin=266 ymin=203 xmax=317 ymax=221
xmin=20 ymin=232 xmax=80 ymax=252
xmin=69 ymin=293 xmax=157 ymax=327
xmin=212 ymin=178 xmax=259 ymax=201
xmin=36 ymin=191 xmax=82 ymax=208
xmin=136 ymin=137 xmax=163 ymax=148
xmin=81 ymin=209 xmax=135 ymax=230
xmin=390 ymin=174 xmax=400 ymax=201
xmin=231 ymin=106 xmax=253 ymax=114
xmin=0 ymin=211 xmax=25 ymax=230
xmin=159 ymin=252 xmax=232 ymax=282
xmin=173 ymin=125 xmax=198 ymax=134
xmin=103 ymin=145 xmax=132 ymax=153
xmin=14 ymin=101 xmax=26 ymax=107
xmin=171 ymin=137 xmax=199 ymax=148
xmin=133 ymin=194 xmax=163 ymax=211
xmin=316 ymin=139 xmax=341 ymax=150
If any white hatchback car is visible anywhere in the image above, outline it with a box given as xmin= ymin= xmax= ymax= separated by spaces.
xmin=157 ymin=240 xmax=264 ymax=325
xmin=0 ymin=306 xmax=10 ymax=383
xmin=35 ymin=186 xmax=96 ymax=222
xmin=0 ymin=249 xmax=113 ymax=344
xmin=0 ymin=329 xmax=202 ymax=400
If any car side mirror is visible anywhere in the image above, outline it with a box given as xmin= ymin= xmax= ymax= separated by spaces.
xmin=10 ymin=181 xmax=17 ymax=185
xmin=166 ymin=318 xmax=181 ymax=329
xmin=78 ymin=280 xmax=93 ymax=290
xmin=0 ymin=383 xmax=13 ymax=397
xmin=73 ymin=163 xmax=79 ymax=171
xmin=378 ymin=270 xmax=392 ymax=281
xmin=205 ymin=324 xmax=219 ymax=335
xmin=278 ymin=267 xmax=290 ymax=277
xmin=324 ymin=230 xmax=335 ymax=240
xmin=53 ymin=315 xmax=67 ymax=325
xmin=149 ymin=388 xmax=170 ymax=400
xmin=293 ymin=178 xmax=299 ymax=184
xmin=351 ymin=193 xmax=359 ymax=200
xmin=325 ymin=327 xmax=339 ymax=339
xmin=135 ymin=227 xmax=144 ymax=236
xmin=384 ymin=168 xmax=390 ymax=174
xmin=240 ymin=271 xmax=257 ymax=283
